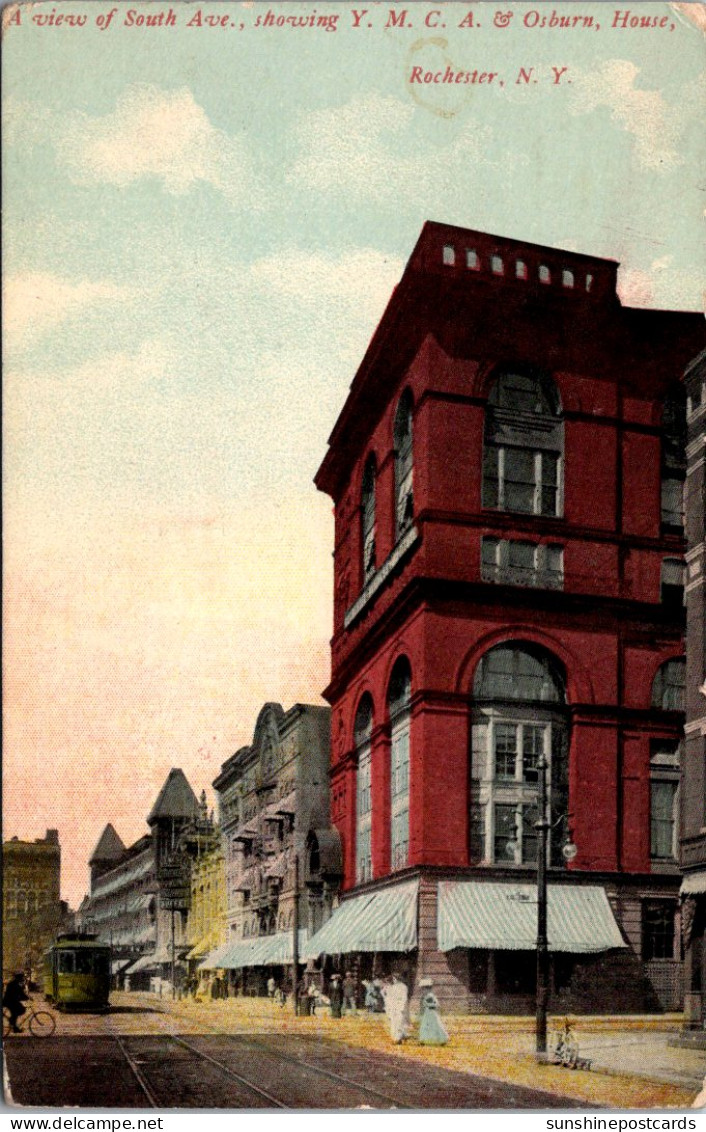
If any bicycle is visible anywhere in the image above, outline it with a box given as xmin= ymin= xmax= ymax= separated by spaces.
xmin=552 ymin=1018 xmax=580 ymax=1068
xmin=3 ymin=1001 xmax=56 ymax=1038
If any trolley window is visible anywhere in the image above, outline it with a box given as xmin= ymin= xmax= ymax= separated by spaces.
xmin=75 ymin=952 xmax=93 ymax=975
xmin=94 ymin=953 xmax=109 ymax=978
xmin=57 ymin=952 xmax=75 ymax=974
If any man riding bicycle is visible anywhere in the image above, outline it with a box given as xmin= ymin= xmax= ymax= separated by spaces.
xmin=3 ymin=972 xmax=29 ymax=1033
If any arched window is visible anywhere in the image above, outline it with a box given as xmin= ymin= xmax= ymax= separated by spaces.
xmin=471 ymin=644 xmax=568 ymax=867
xmin=393 ymin=392 xmax=414 ymax=541
xmin=661 ymin=387 xmax=686 ymax=529
xmin=483 ymin=370 xmax=563 ymax=517
xmin=354 ymin=696 xmax=374 ymax=884
xmin=361 ymin=456 xmax=377 ymax=585
xmin=652 ymin=658 xmax=686 ymax=712
xmin=388 ymin=658 xmax=411 ymax=871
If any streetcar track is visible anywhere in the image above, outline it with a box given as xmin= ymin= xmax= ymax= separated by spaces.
xmin=100 ymin=1006 xmax=589 ymax=1109
xmin=167 ymin=1035 xmax=289 ymax=1108
xmin=232 ymin=1033 xmax=409 ymax=1108
xmin=112 ymin=1033 xmax=161 ymax=1109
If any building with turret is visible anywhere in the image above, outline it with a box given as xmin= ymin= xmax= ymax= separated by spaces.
xmin=79 ymin=768 xmax=205 ymax=989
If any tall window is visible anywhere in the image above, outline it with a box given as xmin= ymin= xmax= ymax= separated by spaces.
xmin=471 ymin=644 xmax=568 ymax=867
xmin=642 ymin=901 xmax=676 ymax=960
xmin=650 ymin=742 xmax=680 ymax=861
xmin=388 ymin=658 xmax=411 ymax=871
xmin=355 ymin=696 xmax=374 ymax=884
xmin=483 ymin=370 xmax=563 ymax=518
xmin=361 ymin=456 xmax=376 ymax=586
xmin=661 ymin=388 xmax=686 ymax=529
xmin=393 ymin=392 xmax=414 ymax=542
xmin=661 ymin=559 xmax=685 ymax=611
xmin=652 ymin=658 xmax=686 ymax=712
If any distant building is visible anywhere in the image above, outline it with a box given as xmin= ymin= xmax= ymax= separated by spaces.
xmin=312 ymin=221 xmax=704 ymax=1012
xmin=79 ymin=768 xmax=204 ymax=989
xmin=3 ymin=830 xmax=62 ymax=980
xmin=183 ymin=795 xmax=227 ymax=981
xmin=680 ymin=348 xmax=706 ymax=1028
xmin=211 ymin=702 xmax=337 ymax=993
xmin=79 ymin=830 xmax=157 ymax=986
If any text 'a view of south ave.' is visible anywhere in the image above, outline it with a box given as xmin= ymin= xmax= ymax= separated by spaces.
xmin=4 ymin=222 xmax=706 ymax=1071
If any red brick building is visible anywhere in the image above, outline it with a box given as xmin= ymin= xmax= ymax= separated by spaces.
xmin=312 ymin=222 xmax=704 ymax=1012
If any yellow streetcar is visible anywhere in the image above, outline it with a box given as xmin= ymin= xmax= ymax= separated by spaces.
xmin=43 ymin=933 xmax=111 ymax=1011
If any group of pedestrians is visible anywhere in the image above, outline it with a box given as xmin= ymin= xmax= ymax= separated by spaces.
xmin=293 ymin=969 xmax=448 ymax=1046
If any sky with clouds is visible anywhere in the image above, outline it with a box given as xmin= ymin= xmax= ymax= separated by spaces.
xmin=3 ymin=1 xmax=704 ymax=907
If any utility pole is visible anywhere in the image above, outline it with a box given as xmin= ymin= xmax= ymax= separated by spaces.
xmin=292 ymin=852 xmax=299 ymax=1013
xmin=536 ymin=756 xmax=549 ymax=1058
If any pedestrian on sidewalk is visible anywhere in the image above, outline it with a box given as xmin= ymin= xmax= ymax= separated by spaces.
xmin=417 ymin=978 xmax=448 ymax=1046
xmin=342 ymin=970 xmax=357 ymax=1014
xmin=381 ymin=973 xmax=410 ymax=1044
xmin=329 ymin=974 xmax=343 ymax=1018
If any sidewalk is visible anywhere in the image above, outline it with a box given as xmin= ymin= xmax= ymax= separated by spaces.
xmin=112 ymin=992 xmax=705 ymax=1110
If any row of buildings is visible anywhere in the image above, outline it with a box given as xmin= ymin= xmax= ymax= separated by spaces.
xmin=8 ymin=223 xmax=706 ymax=1019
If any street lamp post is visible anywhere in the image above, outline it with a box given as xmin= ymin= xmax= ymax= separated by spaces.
xmin=535 ymin=756 xmax=550 ymax=1059
xmin=292 ymin=852 xmax=299 ymax=1014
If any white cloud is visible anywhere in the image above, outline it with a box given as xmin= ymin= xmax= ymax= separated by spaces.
xmin=290 ymin=92 xmax=494 ymax=199
xmin=55 ymin=85 xmax=255 ymax=200
xmin=568 ymin=60 xmax=682 ymax=171
xmin=249 ymin=247 xmax=403 ymax=316
xmin=3 ymin=271 xmax=136 ymax=350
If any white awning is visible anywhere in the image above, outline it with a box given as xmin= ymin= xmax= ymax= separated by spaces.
xmin=304 ymin=880 xmax=419 ymax=959
xmin=681 ymin=873 xmax=706 ymax=895
xmin=198 ymin=942 xmax=232 ymax=970
xmin=214 ymin=930 xmax=308 ymax=969
xmin=124 ymin=954 xmax=161 ymax=974
xmin=438 ymin=882 xmax=626 ymax=954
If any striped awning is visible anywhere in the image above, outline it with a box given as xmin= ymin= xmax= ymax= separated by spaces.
xmin=185 ymin=936 xmax=212 ymax=960
xmin=198 ymin=942 xmax=232 ymax=970
xmin=437 ymin=882 xmax=626 ymax=954
xmin=124 ymin=953 xmax=161 ymax=974
xmin=304 ymin=880 xmax=419 ymax=959
xmin=215 ymin=930 xmax=308 ymax=968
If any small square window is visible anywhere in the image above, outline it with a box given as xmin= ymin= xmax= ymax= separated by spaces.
xmin=539 ymin=264 xmax=551 ymax=284
xmin=443 ymin=244 xmax=455 ymax=266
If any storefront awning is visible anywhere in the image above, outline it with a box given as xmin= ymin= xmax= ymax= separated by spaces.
xmin=198 ymin=942 xmax=232 ymax=970
xmin=681 ymin=873 xmax=706 ymax=896
xmin=437 ymin=882 xmax=626 ymax=954
xmin=304 ymin=880 xmax=419 ymax=959
xmin=186 ymin=936 xmax=212 ymax=960
xmin=124 ymin=954 xmax=161 ymax=974
xmin=215 ymin=930 xmax=308 ymax=969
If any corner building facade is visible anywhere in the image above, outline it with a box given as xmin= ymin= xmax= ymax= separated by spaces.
xmin=314 ymin=222 xmax=705 ymax=1013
